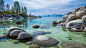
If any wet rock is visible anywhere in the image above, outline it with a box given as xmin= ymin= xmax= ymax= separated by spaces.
xmin=61 ymin=41 xmax=85 ymax=48
xmin=17 ymin=32 xmax=32 ymax=42
xmin=57 ymin=20 xmax=61 ymax=24
xmin=13 ymin=41 xmax=19 ymax=44
xmin=82 ymin=16 xmax=86 ymax=22
xmin=10 ymin=30 xmax=26 ymax=38
xmin=16 ymin=21 xmax=22 ymax=25
xmin=52 ymin=46 xmax=59 ymax=48
xmin=32 ymin=36 xmax=58 ymax=47
xmin=33 ymin=24 xmax=40 ymax=28
xmin=66 ymin=19 xmax=85 ymax=29
xmin=53 ymin=21 xmax=58 ymax=24
xmin=45 ymin=32 xmax=51 ymax=34
xmin=6 ymin=27 xmax=26 ymax=36
xmin=0 ymin=34 xmax=5 ymax=39
xmin=68 ymin=37 xmax=72 ymax=40
xmin=33 ymin=31 xmax=46 ymax=35
xmin=61 ymin=16 xmax=68 ymax=22
xmin=25 ymin=41 xmax=32 ymax=45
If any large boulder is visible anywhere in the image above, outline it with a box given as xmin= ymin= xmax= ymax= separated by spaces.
xmin=10 ymin=30 xmax=26 ymax=37
xmin=32 ymin=36 xmax=58 ymax=47
xmin=75 ymin=7 xmax=82 ymax=12
xmin=61 ymin=16 xmax=68 ymax=22
xmin=76 ymin=7 xmax=86 ymax=18
xmin=82 ymin=16 xmax=86 ymax=22
xmin=32 ymin=24 xmax=40 ymax=28
xmin=61 ymin=41 xmax=85 ymax=48
xmin=6 ymin=27 xmax=26 ymax=36
xmin=66 ymin=16 xmax=81 ymax=22
xmin=17 ymin=32 xmax=32 ymax=40
xmin=66 ymin=19 xmax=85 ymax=29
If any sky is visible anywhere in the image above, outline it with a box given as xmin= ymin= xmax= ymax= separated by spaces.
xmin=3 ymin=0 xmax=86 ymax=15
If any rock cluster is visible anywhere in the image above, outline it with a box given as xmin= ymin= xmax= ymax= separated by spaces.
xmin=56 ymin=5 xmax=86 ymax=32
xmin=6 ymin=27 xmax=32 ymax=42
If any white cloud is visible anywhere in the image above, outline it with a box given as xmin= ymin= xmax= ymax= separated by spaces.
xmin=13 ymin=0 xmax=74 ymax=10
xmin=13 ymin=0 xmax=86 ymax=15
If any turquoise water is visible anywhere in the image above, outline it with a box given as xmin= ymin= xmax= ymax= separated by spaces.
xmin=0 ymin=17 xmax=86 ymax=48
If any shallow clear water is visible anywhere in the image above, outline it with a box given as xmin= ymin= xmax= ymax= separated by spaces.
xmin=0 ymin=17 xmax=86 ymax=48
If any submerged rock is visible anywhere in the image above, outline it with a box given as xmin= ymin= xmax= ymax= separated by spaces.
xmin=61 ymin=41 xmax=85 ymax=48
xmin=32 ymin=36 xmax=58 ymax=47
xmin=33 ymin=24 xmax=40 ymax=28
xmin=33 ymin=31 xmax=46 ymax=35
xmin=66 ymin=19 xmax=85 ymax=29
xmin=29 ymin=44 xmax=40 ymax=48
xmin=25 ymin=41 xmax=32 ymax=45
xmin=13 ymin=41 xmax=19 ymax=44
xmin=16 ymin=21 xmax=22 ymax=25
xmin=0 ymin=34 xmax=5 ymax=39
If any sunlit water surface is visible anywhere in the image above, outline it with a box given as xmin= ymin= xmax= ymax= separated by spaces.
xmin=0 ymin=17 xmax=86 ymax=48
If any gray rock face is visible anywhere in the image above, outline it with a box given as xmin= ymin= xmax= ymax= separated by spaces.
xmin=75 ymin=7 xmax=82 ymax=12
xmin=61 ymin=41 xmax=85 ymax=48
xmin=6 ymin=27 xmax=26 ymax=36
xmin=32 ymin=24 xmax=40 ymax=28
xmin=67 ymin=11 xmax=74 ymax=15
xmin=66 ymin=19 xmax=85 ymax=29
xmin=82 ymin=16 xmax=86 ymax=22
xmin=66 ymin=16 xmax=81 ymax=22
xmin=61 ymin=16 xmax=68 ymax=22
xmin=10 ymin=30 xmax=26 ymax=37
xmin=18 ymin=32 xmax=32 ymax=39
xmin=60 ymin=22 xmax=66 ymax=26
xmin=76 ymin=7 xmax=86 ymax=18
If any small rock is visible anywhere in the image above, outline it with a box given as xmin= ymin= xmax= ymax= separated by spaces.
xmin=13 ymin=41 xmax=19 ymax=44
xmin=25 ymin=41 xmax=32 ymax=45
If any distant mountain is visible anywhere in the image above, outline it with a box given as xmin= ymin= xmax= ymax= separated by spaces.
xmin=40 ymin=14 xmax=65 ymax=17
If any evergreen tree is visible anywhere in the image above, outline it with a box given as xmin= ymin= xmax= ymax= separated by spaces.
xmin=11 ymin=6 xmax=14 ymax=14
xmin=14 ymin=1 xmax=20 ymax=14
xmin=6 ymin=4 xmax=9 ymax=11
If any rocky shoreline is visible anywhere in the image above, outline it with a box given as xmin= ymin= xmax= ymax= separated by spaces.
xmin=0 ymin=14 xmax=42 ymax=20
xmin=53 ymin=5 xmax=86 ymax=32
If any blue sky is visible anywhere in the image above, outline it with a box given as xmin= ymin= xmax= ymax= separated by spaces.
xmin=3 ymin=0 xmax=86 ymax=15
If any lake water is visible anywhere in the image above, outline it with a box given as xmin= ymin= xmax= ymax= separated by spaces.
xmin=0 ymin=17 xmax=86 ymax=48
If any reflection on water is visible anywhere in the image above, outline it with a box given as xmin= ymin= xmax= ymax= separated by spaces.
xmin=0 ymin=17 xmax=86 ymax=48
